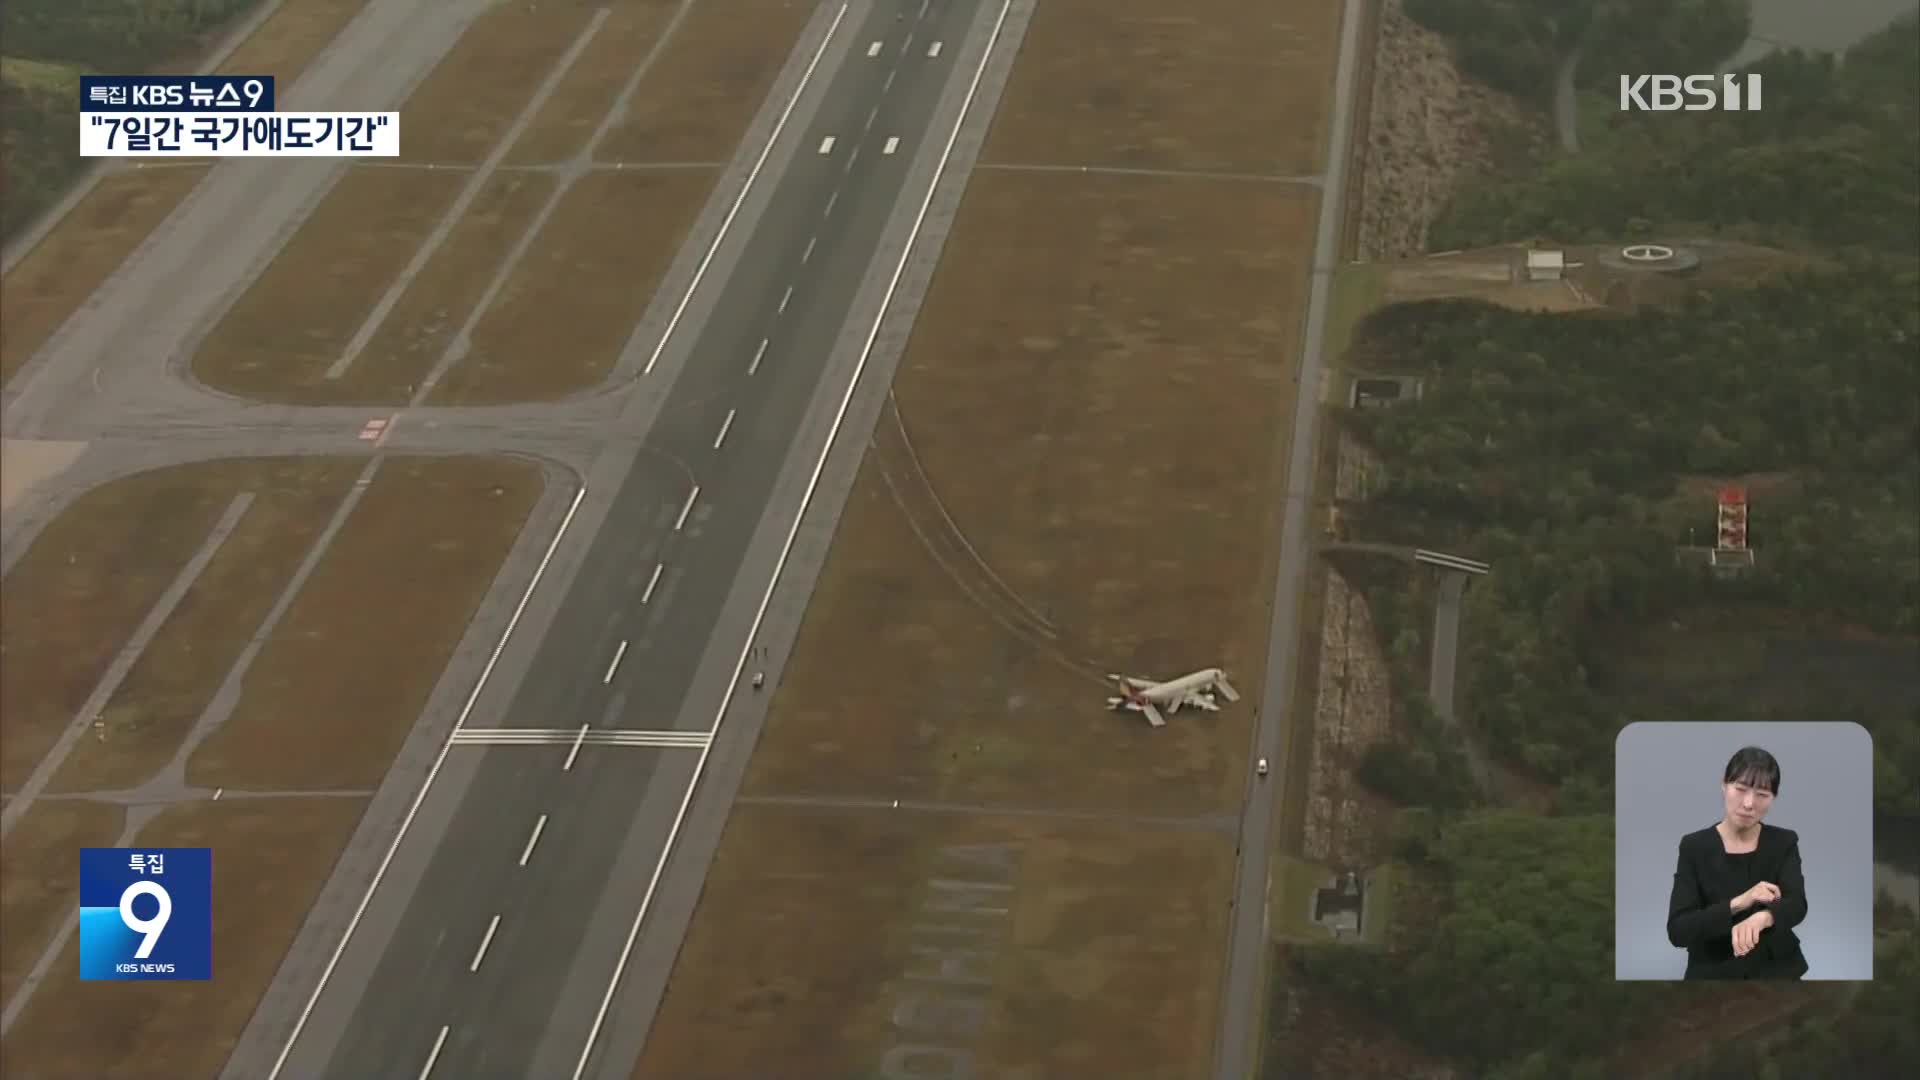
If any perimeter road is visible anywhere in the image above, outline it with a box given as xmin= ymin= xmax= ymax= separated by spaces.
xmin=1215 ymin=0 xmax=1371 ymax=1075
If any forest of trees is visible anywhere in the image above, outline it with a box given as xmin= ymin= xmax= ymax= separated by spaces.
xmin=0 ymin=0 xmax=260 ymax=240
xmin=1286 ymin=14 xmax=1919 ymax=1078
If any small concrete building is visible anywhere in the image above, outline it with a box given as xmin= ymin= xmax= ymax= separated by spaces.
xmin=1525 ymin=249 xmax=1565 ymax=281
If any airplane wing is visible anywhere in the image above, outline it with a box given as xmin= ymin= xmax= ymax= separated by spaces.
xmin=1214 ymin=675 xmax=1241 ymax=702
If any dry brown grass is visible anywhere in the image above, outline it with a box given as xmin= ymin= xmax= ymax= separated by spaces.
xmin=0 ymin=167 xmax=208 ymax=388
xmin=636 ymin=807 xmax=1233 ymax=1077
xmin=744 ymin=172 xmax=1313 ymax=816
xmin=188 ymin=456 xmax=544 ymax=790
xmin=336 ymin=170 xmax=556 ymax=398
xmin=981 ymin=0 xmax=1340 ymax=175
xmin=394 ymin=0 xmax=605 ymax=165
xmin=430 ymin=169 xmax=711 ymax=403
xmin=47 ymin=460 xmax=365 ymax=794
xmin=596 ymin=0 xmax=816 ymax=164
xmin=191 ymin=166 xmax=464 ymax=402
xmin=0 ymin=0 xmax=373 ymax=392
xmin=504 ymin=1 xmax=679 ymax=165
xmin=0 ymin=461 xmax=279 ymax=791
xmin=0 ymin=800 xmax=125 ymax=1006
xmin=0 ymin=797 xmax=366 ymax=1077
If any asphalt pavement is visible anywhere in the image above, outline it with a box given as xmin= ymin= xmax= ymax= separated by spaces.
xmin=264 ymin=2 xmax=988 ymax=1077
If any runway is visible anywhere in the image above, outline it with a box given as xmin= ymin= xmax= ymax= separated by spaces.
xmin=261 ymin=2 xmax=996 ymax=1076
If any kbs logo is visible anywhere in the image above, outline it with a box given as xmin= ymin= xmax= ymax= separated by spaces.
xmin=1619 ymin=74 xmax=1763 ymax=112
xmin=78 ymin=848 xmax=212 ymax=981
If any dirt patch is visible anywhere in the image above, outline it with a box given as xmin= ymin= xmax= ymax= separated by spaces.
xmin=339 ymin=171 xmax=556 ymax=399
xmin=0 ymin=461 xmax=282 ymax=791
xmin=504 ymin=1 xmax=679 ymax=165
xmin=0 ymin=0 xmax=373 ymax=392
xmin=1304 ymin=570 xmax=1394 ymax=865
xmin=637 ymin=806 xmax=1231 ymax=1077
xmin=746 ymin=172 xmax=1310 ymax=815
xmin=430 ymin=169 xmax=711 ymax=403
xmin=595 ymin=0 xmax=817 ymax=164
xmin=188 ymin=456 xmax=545 ymax=790
xmin=393 ymin=0 xmax=605 ymax=165
xmin=0 ymin=797 xmax=366 ymax=1078
xmin=0 ymin=167 xmax=209 ymax=388
xmin=48 ymin=460 xmax=365 ymax=794
xmin=0 ymin=800 xmax=125 ymax=1006
xmin=981 ymin=0 xmax=1340 ymax=175
xmin=191 ymin=166 xmax=465 ymax=402
xmin=0 ymin=440 xmax=88 ymax=513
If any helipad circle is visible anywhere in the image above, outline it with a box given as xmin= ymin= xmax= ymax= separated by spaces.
xmin=1621 ymin=243 xmax=1675 ymax=262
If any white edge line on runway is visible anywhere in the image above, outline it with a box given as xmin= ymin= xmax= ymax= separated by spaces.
xmin=562 ymin=724 xmax=589 ymax=771
xmin=268 ymin=485 xmax=586 ymax=1080
xmin=642 ymin=563 xmax=664 ymax=603
xmin=603 ymin=639 xmax=629 ymax=683
xmin=417 ymin=1026 xmax=449 ymax=1080
xmin=674 ymin=485 xmax=700 ymax=531
xmin=750 ymin=338 xmax=768 ymax=373
xmin=643 ymin=2 xmax=850 ymax=375
xmin=714 ymin=409 xmax=737 ymax=449
xmin=519 ymin=814 xmax=548 ymax=866
xmin=569 ymin=4 xmax=1015 ymax=1077
xmin=468 ymin=915 xmax=501 ymax=972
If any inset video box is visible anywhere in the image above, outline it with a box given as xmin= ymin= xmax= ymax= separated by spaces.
xmin=78 ymin=75 xmax=401 ymax=158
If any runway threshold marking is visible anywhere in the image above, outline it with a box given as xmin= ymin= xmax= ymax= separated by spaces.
xmin=602 ymin=640 xmax=629 ymax=683
xmin=674 ymin=485 xmax=700 ymax=531
xmin=642 ymin=563 xmax=664 ymax=603
xmin=417 ymin=1026 xmax=449 ymax=1080
xmin=518 ymin=815 xmax=548 ymax=866
xmin=714 ymin=409 xmax=737 ymax=449
xmin=639 ymin=3 xmax=851 ymax=376
xmin=572 ymin=3 xmax=1018 ymax=1076
xmin=469 ymin=915 xmax=501 ymax=972
xmin=268 ymin=485 xmax=588 ymax=1080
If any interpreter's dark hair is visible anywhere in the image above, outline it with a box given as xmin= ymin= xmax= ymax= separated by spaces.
xmin=1723 ymin=746 xmax=1781 ymax=796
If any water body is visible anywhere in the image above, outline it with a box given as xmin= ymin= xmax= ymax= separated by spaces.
xmin=1731 ymin=0 xmax=1918 ymax=65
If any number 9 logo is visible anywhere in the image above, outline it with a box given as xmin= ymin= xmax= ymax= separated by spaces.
xmin=119 ymin=880 xmax=172 ymax=960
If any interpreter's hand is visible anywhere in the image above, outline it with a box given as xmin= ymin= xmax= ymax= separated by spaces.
xmin=1732 ymin=910 xmax=1774 ymax=957
xmin=1731 ymin=881 xmax=1781 ymax=913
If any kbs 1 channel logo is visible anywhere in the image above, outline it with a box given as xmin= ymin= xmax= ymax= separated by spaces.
xmin=77 ymin=75 xmax=400 ymax=158
xmin=1619 ymin=73 xmax=1763 ymax=112
xmin=78 ymin=848 xmax=212 ymax=981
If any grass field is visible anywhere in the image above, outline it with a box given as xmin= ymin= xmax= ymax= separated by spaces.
xmin=503 ymin=1 xmax=679 ymax=166
xmin=0 ymin=797 xmax=367 ymax=1077
xmin=0 ymin=800 xmax=124 ymax=1005
xmin=636 ymin=806 xmax=1233 ymax=1077
xmin=0 ymin=0 xmax=372 ymax=392
xmin=980 ymin=0 xmax=1340 ymax=175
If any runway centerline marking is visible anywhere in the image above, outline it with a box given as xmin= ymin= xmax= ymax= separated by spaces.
xmin=572 ymin=3 xmax=1019 ymax=1076
xmin=469 ymin=915 xmax=501 ymax=972
xmin=714 ymin=409 xmax=737 ymax=449
xmin=865 ymin=105 xmax=878 ymax=130
xmin=417 ymin=1026 xmax=449 ymax=1080
xmin=518 ymin=815 xmax=548 ymax=866
xmin=778 ymin=284 xmax=794 ymax=312
xmin=817 ymin=135 xmax=835 ymax=154
xmin=642 ymin=563 xmax=663 ymax=603
xmin=269 ymin=484 xmax=586 ymax=1080
xmin=825 ymin=189 xmax=840 ymax=216
xmin=602 ymin=640 xmax=629 ymax=683
xmin=562 ymin=724 xmax=589 ymax=771
xmin=640 ymin=2 xmax=850 ymax=375
xmin=846 ymin=146 xmax=860 ymax=169
xmin=884 ymin=70 xmax=896 ymax=91
xmin=749 ymin=338 xmax=768 ymax=374
xmin=675 ymin=485 xmax=700 ymax=531
xmin=867 ymin=40 xmax=882 ymax=57
xmin=884 ymin=136 xmax=900 ymax=155
xmin=928 ymin=40 xmax=942 ymax=57
xmin=802 ymin=236 xmax=816 ymax=262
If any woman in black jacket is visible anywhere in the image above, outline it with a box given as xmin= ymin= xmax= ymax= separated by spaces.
xmin=1665 ymin=746 xmax=1810 ymax=979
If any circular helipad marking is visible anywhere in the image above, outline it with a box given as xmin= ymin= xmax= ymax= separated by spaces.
xmin=1621 ymin=243 xmax=1675 ymax=262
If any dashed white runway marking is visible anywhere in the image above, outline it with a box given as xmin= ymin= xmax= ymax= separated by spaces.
xmin=865 ymin=105 xmax=878 ymax=130
xmin=417 ymin=1027 xmax=449 ymax=1080
xmin=778 ymin=285 xmax=793 ymax=312
xmin=518 ymin=815 xmax=548 ymax=865
xmin=802 ymin=236 xmax=816 ymax=262
xmin=675 ymin=485 xmax=699 ymax=531
xmin=642 ymin=563 xmax=663 ymax=603
xmin=562 ymin=724 xmax=589 ymax=771
xmin=602 ymin=640 xmax=629 ymax=683
xmin=714 ymin=409 xmax=737 ymax=449
xmin=884 ymin=136 xmax=900 ymax=155
xmin=469 ymin=915 xmax=501 ymax=972
xmin=884 ymin=69 xmax=896 ymax=91
xmin=818 ymin=135 xmax=835 ymax=154
xmin=749 ymin=339 xmax=768 ymax=374
xmin=825 ymin=190 xmax=839 ymax=216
